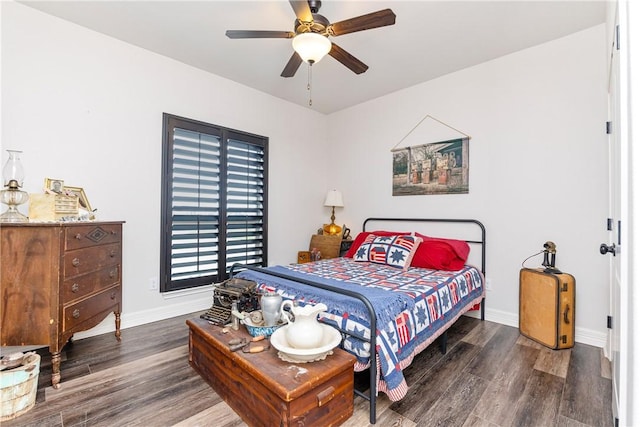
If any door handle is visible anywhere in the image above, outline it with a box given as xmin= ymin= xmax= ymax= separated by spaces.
xmin=599 ymin=243 xmax=616 ymax=256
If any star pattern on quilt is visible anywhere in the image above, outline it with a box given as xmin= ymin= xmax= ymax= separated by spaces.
xmin=416 ymin=305 xmax=428 ymax=326
xmin=351 ymin=325 xmax=367 ymax=338
xmin=390 ymin=249 xmax=407 ymax=263
xmin=441 ymin=291 xmax=450 ymax=308
xmin=349 ymin=326 xmax=368 ymax=353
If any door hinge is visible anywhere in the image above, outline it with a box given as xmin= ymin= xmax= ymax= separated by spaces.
xmin=606 ymin=121 xmax=612 ymax=134
xmin=616 ymin=25 xmax=620 ymax=51
xmin=607 ymin=315 xmax=612 ymax=329
xmin=618 ymin=220 xmax=622 ymax=245
xmin=607 ymin=218 xmax=613 ymax=231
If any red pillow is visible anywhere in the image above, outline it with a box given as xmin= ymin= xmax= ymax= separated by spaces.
xmin=411 ymin=234 xmax=470 ymax=271
xmin=344 ymin=230 xmax=410 ymax=258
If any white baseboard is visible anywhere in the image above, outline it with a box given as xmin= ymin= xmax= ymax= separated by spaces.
xmin=72 ymin=298 xmax=211 ymax=340
xmin=574 ymin=326 xmax=608 ymax=348
xmin=465 ymin=307 xmax=607 ymax=348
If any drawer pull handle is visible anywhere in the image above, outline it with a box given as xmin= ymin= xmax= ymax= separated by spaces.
xmin=72 ymin=309 xmax=80 ymax=319
xmin=72 ymin=258 xmax=80 ymax=267
xmin=75 ymin=233 xmax=82 ymax=240
xmin=110 ymin=292 xmax=116 ymax=300
xmin=109 ymin=269 xmax=117 ymax=278
xmin=316 ymin=386 xmax=335 ymax=407
xmin=71 ymin=283 xmax=80 ymax=293
xmin=109 ymin=250 xmax=116 ymax=258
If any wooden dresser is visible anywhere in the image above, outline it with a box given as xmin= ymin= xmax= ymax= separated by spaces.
xmin=0 ymin=221 xmax=123 ymax=388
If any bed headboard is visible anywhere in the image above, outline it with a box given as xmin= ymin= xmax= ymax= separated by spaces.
xmin=362 ymin=217 xmax=486 ymax=276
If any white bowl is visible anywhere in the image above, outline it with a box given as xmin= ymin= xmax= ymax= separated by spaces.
xmin=270 ymin=323 xmax=342 ymax=363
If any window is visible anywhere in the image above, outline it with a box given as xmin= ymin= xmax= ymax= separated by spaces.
xmin=160 ymin=114 xmax=268 ymax=292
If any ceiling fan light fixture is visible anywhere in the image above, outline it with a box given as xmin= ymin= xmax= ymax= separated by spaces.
xmin=292 ymin=32 xmax=331 ymax=64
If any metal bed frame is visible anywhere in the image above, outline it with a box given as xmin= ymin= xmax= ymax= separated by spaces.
xmin=232 ymin=217 xmax=486 ymax=424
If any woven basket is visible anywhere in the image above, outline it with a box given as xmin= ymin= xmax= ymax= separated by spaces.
xmin=0 ymin=353 xmax=40 ymax=421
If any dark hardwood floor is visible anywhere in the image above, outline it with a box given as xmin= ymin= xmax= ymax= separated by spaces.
xmin=2 ymin=313 xmax=614 ymax=427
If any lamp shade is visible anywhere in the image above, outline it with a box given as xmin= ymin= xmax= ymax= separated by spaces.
xmin=324 ymin=190 xmax=344 ymax=207
xmin=292 ymin=32 xmax=332 ymax=64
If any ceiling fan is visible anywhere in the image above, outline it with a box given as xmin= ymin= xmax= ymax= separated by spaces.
xmin=225 ymin=0 xmax=396 ymax=78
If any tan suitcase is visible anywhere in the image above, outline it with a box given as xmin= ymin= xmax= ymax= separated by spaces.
xmin=519 ymin=268 xmax=575 ymax=349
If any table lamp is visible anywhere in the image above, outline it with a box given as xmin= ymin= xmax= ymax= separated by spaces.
xmin=323 ymin=190 xmax=343 ymax=236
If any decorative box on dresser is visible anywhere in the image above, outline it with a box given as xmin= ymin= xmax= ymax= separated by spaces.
xmin=0 ymin=221 xmax=124 ymax=388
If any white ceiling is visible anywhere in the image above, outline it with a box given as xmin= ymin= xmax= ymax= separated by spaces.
xmin=20 ymin=1 xmax=606 ymax=114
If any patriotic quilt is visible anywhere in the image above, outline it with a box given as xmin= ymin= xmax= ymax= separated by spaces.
xmin=236 ymin=257 xmax=484 ymax=401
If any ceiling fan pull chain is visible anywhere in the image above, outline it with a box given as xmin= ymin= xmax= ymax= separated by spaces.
xmin=308 ymin=62 xmax=313 ymax=106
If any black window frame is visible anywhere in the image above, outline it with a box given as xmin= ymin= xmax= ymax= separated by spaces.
xmin=160 ymin=113 xmax=268 ymax=292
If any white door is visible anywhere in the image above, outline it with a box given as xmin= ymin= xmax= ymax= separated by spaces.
xmin=607 ymin=1 xmax=635 ymax=425
xmin=606 ymin=23 xmax=623 ymax=422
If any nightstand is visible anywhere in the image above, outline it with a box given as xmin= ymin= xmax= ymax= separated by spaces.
xmin=298 ymin=234 xmax=346 ymax=263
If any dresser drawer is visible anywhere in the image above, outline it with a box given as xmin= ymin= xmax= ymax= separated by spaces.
xmin=63 ymin=285 xmax=121 ymax=332
xmin=62 ymin=266 xmax=120 ymax=303
xmin=63 ymin=243 xmax=121 ymax=278
xmin=64 ymin=224 xmax=122 ymax=251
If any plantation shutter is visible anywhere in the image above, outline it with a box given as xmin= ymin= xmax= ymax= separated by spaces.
xmin=161 ymin=114 xmax=268 ymax=292
xmin=225 ymin=136 xmax=266 ymax=271
xmin=168 ymin=127 xmax=221 ymax=288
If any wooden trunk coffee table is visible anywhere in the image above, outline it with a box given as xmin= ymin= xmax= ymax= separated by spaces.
xmin=187 ymin=317 xmax=356 ymax=427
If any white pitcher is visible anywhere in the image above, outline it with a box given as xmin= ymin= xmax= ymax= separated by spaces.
xmin=280 ymin=301 xmax=328 ymax=349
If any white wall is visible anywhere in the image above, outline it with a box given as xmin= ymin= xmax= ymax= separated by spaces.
xmin=1 ymin=2 xmax=330 ymax=334
xmin=2 ymin=2 xmax=610 ymax=346
xmin=327 ymin=25 xmax=610 ymax=346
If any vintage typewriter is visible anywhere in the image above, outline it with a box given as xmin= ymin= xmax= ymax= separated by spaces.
xmin=200 ymin=278 xmax=259 ymax=325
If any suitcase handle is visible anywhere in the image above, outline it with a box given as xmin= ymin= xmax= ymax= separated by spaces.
xmin=563 ymin=304 xmax=571 ymax=324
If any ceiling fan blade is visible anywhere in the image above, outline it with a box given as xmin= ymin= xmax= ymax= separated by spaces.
xmin=226 ymin=30 xmax=294 ymax=39
xmin=329 ymin=43 xmax=368 ymax=75
xmin=281 ymin=52 xmax=303 ymax=78
xmin=289 ymin=0 xmax=313 ymax=22
xmin=329 ymin=9 xmax=396 ymax=36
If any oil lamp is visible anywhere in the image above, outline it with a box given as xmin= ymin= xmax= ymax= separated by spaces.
xmin=0 ymin=149 xmax=29 ymax=222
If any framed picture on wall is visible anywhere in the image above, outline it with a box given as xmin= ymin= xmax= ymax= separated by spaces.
xmin=392 ymin=137 xmax=469 ymax=196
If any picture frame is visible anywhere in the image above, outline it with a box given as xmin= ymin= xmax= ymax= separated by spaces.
xmin=44 ymin=178 xmax=65 ymax=194
xmin=392 ymin=137 xmax=470 ymax=196
xmin=64 ymin=186 xmax=92 ymax=211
